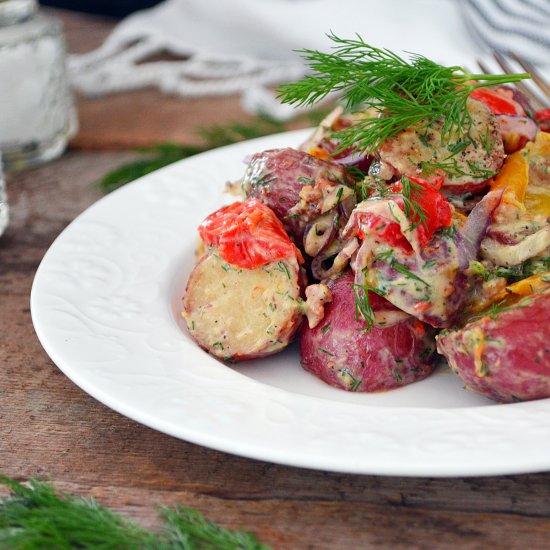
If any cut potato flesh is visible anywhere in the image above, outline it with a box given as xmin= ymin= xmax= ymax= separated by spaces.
xmin=183 ymin=253 xmax=303 ymax=361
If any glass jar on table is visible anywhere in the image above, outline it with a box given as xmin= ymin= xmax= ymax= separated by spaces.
xmin=0 ymin=0 xmax=77 ymax=172
xmin=0 ymin=0 xmax=78 ymax=237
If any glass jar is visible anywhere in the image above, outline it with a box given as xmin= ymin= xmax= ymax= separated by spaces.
xmin=0 ymin=0 xmax=78 ymax=171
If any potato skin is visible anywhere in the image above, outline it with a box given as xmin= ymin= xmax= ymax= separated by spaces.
xmin=436 ymin=289 xmax=550 ymax=403
xmin=183 ymin=252 xmax=303 ymax=361
xmin=300 ymin=272 xmax=437 ymax=392
xmin=241 ymin=148 xmax=352 ymax=240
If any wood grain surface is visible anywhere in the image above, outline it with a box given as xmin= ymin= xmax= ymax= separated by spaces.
xmin=59 ymin=9 xmax=277 ymax=150
xmin=2 ymin=9 xmax=550 ymax=550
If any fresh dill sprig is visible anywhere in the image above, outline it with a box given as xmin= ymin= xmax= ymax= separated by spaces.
xmin=471 ymin=256 xmax=550 ymax=283
xmin=98 ymin=110 xmax=327 ymax=193
xmin=356 ymin=175 xmax=427 ymax=230
xmin=484 ymin=300 xmax=514 ymax=318
xmin=99 ymin=143 xmax=204 ymax=193
xmin=197 ymin=113 xmax=286 ymax=149
xmin=160 ymin=506 xmax=268 ymax=550
xmin=356 ymin=176 xmax=391 ymax=201
xmin=352 ymin=282 xmax=375 ymax=330
xmin=277 ymin=32 xmax=530 ymax=154
xmin=0 ymin=475 xmax=269 ymax=550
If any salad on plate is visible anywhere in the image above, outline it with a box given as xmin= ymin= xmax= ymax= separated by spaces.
xmin=182 ymin=35 xmax=550 ymax=404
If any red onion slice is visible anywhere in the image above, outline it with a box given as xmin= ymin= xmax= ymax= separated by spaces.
xmin=310 ymin=238 xmax=359 ymax=281
xmin=497 ymin=114 xmax=538 ymax=152
xmin=456 ymin=188 xmax=505 ymax=269
xmin=332 ymin=151 xmax=374 ymax=173
xmin=303 ymin=211 xmax=338 ymax=257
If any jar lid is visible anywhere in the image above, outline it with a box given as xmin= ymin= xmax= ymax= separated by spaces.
xmin=0 ymin=0 xmax=37 ymax=26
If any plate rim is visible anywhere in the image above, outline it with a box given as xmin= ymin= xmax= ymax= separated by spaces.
xmin=30 ymin=128 xmax=550 ymax=478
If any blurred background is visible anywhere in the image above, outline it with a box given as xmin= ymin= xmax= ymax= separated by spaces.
xmin=42 ymin=1 xmax=163 ymax=18
xmin=2 ymin=0 xmax=549 ymax=183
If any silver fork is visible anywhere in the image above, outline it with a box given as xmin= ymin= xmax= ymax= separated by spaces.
xmin=477 ymin=52 xmax=550 ymax=112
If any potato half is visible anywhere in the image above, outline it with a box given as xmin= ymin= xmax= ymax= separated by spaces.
xmin=436 ymin=288 xmax=550 ymax=403
xmin=183 ymin=252 xmax=303 ymax=361
xmin=300 ymin=271 xmax=438 ymax=392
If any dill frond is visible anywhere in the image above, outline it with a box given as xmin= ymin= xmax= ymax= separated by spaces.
xmin=277 ymin=32 xmax=530 ymax=155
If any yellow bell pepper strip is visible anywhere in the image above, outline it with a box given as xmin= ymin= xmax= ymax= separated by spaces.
xmin=490 ymin=149 xmax=529 ymax=203
xmin=524 ymin=132 xmax=550 ymax=218
xmin=490 ymin=131 xmax=550 ymax=218
xmin=527 ymin=129 xmax=550 ymax=156
xmin=495 ymin=272 xmax=550 ymax=304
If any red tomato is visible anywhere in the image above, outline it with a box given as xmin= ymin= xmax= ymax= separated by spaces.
xmin=535 ymin=108 xmax=550 ymax=120
xmin=469 ymin=88 xmax=524 ymax=116
xmin=392 ymin=176 xmax=453 ymax=248
xmin=535 ymin=108 xmax=550 ymax=132
xmin=198 ymin=198 xmax=302 ymax=269
xmin=357 ymin=212 xmax=413 ymax=253
xmin=358 ymin=176 xmax=452 ymax=253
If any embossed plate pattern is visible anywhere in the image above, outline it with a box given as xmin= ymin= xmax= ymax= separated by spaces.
xmin=31 ymin=130 xmax=550 ymax=477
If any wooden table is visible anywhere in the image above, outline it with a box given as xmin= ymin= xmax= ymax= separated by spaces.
xmin=2 ymin=9 xmax=550 ymax=550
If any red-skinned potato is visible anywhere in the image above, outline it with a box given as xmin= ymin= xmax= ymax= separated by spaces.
xmin=300 ymin=271 xmax=438 ymax=392
xmin=436 ymin=288 xmax=550 ymax=403
xmin=241 ymin=148 xmax=352 ymax=218
xmin=377 ymin=98 xmax=504 ymax=194
xmin=183 ymin=198 xmax=306 ymax=361
xmin=241 ymin=148 xmax=353 ymax=242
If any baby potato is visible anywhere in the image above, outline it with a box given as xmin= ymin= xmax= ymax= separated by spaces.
xmin=241 ymin=147 xmax=353 ymax=242
xmin=300 ymin=271 xmax=437 ymax=392
xmin=436 ymin=287 xmax=550 ymax=403
xmin=183 ymin=252 xmax=303 ymax=361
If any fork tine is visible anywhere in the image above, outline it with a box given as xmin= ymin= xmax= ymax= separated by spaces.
xmin=476 ymin=59 xmax=492 ymax=76
xmin=477 ymin=56 xmax=545 ymax=110
xmin=509 ymin=51 xmax=550 ymax=103
xmin=492 ymin=51 xmax=547 ymax=111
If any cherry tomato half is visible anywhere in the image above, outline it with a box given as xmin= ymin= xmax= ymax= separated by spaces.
xmin=198 ymin=198 xmax=302 ymax=269
xmin=535 ymin=108 xmax=550 ymax=132
xmin=357 ymin=212 xmax=413 ymax=253
xmin=358 ymin=176 xmax=452 ymax=253
xmin=470 ymin=88 xmax=524 ymax=116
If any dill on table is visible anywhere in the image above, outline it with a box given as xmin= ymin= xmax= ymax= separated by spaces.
xmin=0 ymin=475 xmax=270 ymax=549
xmin=276 ymin=32 xmax=530 ymax=155
xmin=98 ymin=110 xmax=330 ymax=193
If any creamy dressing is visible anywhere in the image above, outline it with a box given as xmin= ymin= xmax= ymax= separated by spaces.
xmin=347 ymin=198 xmax=461 ymax=326
xmin=378 ymin=99 xmax=504 ymax=187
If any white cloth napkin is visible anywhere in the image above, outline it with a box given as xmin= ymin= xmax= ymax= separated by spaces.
xmin=69 ymin=0 xmax=549 ymax=120
xmin=462 ymin=0 xmax=550 ymax=66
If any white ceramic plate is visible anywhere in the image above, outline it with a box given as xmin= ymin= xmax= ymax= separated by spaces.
xmin=31 ymin=129 xmax=550 ymax=477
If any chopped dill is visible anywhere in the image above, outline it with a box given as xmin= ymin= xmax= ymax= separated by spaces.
xmin=420 ymin=158 xmax=497 ymax=180
xmin=374 ymin=249 xmax=394 ymax=263
xmin=351 ymin=281 xmax=387 ymax=331
xmin=400 ymin=176 xmax=428 ymax=230
xmin=277 ymin=261 xmax=291 ymax=279
xmin=391 ymin=260 xmax=431 ymax=287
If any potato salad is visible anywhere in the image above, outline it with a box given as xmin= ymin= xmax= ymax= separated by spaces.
xmin=182 ymin=37 xmax=550 ymax=403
